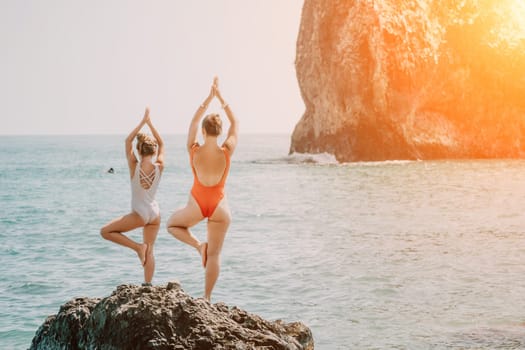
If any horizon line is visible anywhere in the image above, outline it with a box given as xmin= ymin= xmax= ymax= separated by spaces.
xmin=1 ymin=132 xmax=293 ymax=137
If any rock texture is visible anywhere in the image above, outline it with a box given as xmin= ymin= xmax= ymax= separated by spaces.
xmin=30 ymin=282 xmax=314 ymax=350
xmin=291 ymin=0 xmax=525 ymax=162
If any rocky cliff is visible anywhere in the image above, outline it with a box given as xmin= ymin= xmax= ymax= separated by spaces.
xmin=29 ymin=282 xmax=314 ymax=350
xmin=290 ymin=0 xmax=525 ymax=162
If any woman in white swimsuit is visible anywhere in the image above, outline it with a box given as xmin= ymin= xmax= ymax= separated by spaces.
xmin=101 ymin=107 xmax=164 ymax=285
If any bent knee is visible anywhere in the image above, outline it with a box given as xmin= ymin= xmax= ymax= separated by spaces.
xmin=100 ymin=228 xmax=110 ymax=239
xmin=166 ymin=216 xmax=179 ymax=230
xmin=166 ymin=223 xmax=187 ymax=233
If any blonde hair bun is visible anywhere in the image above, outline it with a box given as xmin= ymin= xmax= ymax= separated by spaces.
xmin=136 ymin=133 xmax=157 ymax=157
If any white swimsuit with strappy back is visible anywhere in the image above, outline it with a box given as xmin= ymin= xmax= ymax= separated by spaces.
xmin=131 ymin=163 xmax=161 ymax=224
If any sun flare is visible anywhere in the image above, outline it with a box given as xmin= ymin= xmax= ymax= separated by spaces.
xmin=510 ymin=0 xmax=525 ymax=34
xmin=497 ymin=0 xmax=525 ymax=44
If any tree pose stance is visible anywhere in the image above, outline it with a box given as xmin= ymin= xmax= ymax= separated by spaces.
xmin=167 ymin=78 xmax=238 ymax=301
xmin=101 ymin=108 xmax=164 ymax=285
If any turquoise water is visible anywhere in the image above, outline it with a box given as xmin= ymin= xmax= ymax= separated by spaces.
xmin=1 ymin=134 xmax=525 ymax=349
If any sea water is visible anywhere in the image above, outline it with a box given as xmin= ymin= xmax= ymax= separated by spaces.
xmin=1 ymin=134 xmax=525 ymax=349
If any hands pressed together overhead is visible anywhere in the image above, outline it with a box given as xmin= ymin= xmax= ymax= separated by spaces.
xmin=142 ymin=107 xmax=151 ymax=124
xmin=202 ymin=76 xmax=227 ymax=109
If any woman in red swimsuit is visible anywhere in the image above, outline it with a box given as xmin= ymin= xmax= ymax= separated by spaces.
xmin=167 ymin=77 xmax=238 ymax=301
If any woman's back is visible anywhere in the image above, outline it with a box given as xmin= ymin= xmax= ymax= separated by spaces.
xmin=192 ymin=145 xmax=228 ymax=187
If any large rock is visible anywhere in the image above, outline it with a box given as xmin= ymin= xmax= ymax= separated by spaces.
xmin=30 ymin=282 xmax=314 ymax=349
xmin=290 ymin=0 xmax=525 ymax=162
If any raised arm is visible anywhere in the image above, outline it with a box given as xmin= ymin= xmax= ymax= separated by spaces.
xmin=125 ymin=108 xmax=149 ymax=165
xmin=214 ymin=80 xmax=239 ymax=155
xmin=145 ymin=113 xmax=165 ymax=170
xmin=187 ymin=83 xmax=214 ymax=152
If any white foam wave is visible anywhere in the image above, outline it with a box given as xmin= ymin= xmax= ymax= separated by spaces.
xmin=286 ymin=152 xmax=339 ymax=165
xmin=345 ymin=159 xmax=418 ymax=167
xmin=250 ymin=153 xmax=418 ymax=166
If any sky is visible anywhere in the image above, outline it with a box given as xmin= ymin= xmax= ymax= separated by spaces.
xmin=0 ymin=0 xmax=305 ymax=135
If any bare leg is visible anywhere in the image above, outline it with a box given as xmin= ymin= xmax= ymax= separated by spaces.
xmin=143 ymin=216 xmax=160 ymax=284
xmin=204 ymin=200 xmax=231 ymax=301
xmin=166 ymin=196 xmax=205 ymax=253
xmin=100 ymin=212 xmax=148 ymax=265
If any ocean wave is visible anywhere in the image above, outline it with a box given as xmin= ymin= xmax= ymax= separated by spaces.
xmin=249 ymin=152 xmax=339 ymax=165
xmin=437 ymin=326 xmax=525 ymax=349
xmin=248 ymin=154 xmax=421 ymax=166
xmin=344 ymin=159 xmax=417 ymax=167
xmin=7 ymin=282 xmax=57 ymax=295
xmin=287 ymin=152 xmax=339 ymax=165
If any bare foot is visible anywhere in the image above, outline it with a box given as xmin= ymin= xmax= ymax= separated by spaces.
xmin=199 ymin=242 xmax=208 ymax=268
xmin=137 ymin=243 xmax=148 ymax=266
